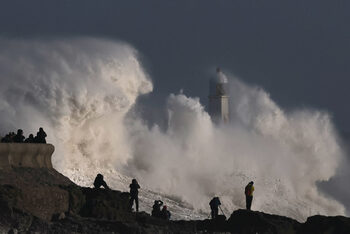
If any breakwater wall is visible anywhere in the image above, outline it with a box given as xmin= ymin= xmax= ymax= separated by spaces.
xmin=0 ymin=143 xmax=54 ymax=169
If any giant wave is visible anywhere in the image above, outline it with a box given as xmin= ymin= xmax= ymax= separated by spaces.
xmin=0 ymin=37 xmax=345 ymax=221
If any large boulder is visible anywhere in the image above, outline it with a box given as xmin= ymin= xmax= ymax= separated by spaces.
xmin=0 ymin=166 xmax=349 ymax=233
xmin=0 ymin=167 xmax=134 ymax=223
xmin=298 ymin=215 xmax=350 ymax=234
xmin=78 ymin=187 xmax=131 ymax=221
xmin=0 ymin=168 xmax=73 ymax=221
xmin=227 ymin=209 xmax=300 ymax=234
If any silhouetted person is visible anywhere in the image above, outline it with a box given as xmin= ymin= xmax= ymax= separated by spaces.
xmin=245 ymin=181 xmax=254 ymax=210
xmin=35 ymin=127 xmax=47 ymax=143
xmin=25 ymin=134 xmax=35 ymax=143
xmin=129 ymin=179 xmax=140 ymax=212
xmin=93 ymin=174 xmax=109 ymax=189
xmin=152 ymin=200 xmax=163 ymax=218
xmin=13 ymin=129 xmax=25 ymax=143
xmin=209 ymin=197 xmax=221 ymax=219
xmin=9 ymin=132 xmax=15 ymax=142
xmin=1 ymin=133 xmax=12 ymax=143
xmin=161 ymin=205 xmax=171 ymax=220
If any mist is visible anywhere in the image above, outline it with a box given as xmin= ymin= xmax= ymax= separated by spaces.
xmin=0 ymin=37 xmax=346 ymax=221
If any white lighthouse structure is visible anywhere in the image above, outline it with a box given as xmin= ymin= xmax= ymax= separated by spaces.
xmin=208 ymin=68 xmax=229 ymax=124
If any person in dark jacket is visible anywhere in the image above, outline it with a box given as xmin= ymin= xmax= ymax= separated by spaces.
xmin=161 ymin=205 xmax=171 ymax=220
xmin=35 ymin=127 xmax=47 ymax=143
xmin=209 ymin=197 xmax=221 ymax=219
xmin=129 ymin=179 xmax=140 ymax=212
xmin=93 ymin=174 xmax=109 ymax=189
xmin=24 ymin=134 xmax=35 ymax=143
xmin=9 ymin=132 xmax=15 ymax=142
xmin=245 ymin=181 xmax=254 ymax=210
xmin=1 ymin=133 xmax=12 ymax=143
xmin=13 ymin=129 xmax=25 ymax=143
xmin=152 ymin=200 xmax=163 ymax=218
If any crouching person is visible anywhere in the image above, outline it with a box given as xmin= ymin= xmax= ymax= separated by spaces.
xmin=93 ymin=174 xmax=109 ymax=189
xmin=152 ymin=200 xmax=163 ymax=218
xmin=161 ymin=205 xmax=171 ymax=220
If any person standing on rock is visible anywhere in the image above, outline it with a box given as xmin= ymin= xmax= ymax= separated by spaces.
xmin=245 ymin=181 xmax=254 ymax=210
xmin=209 ymin=197 xmax=221 ymax=219
xmin=129 ymin=179 xmax=140 ymax=212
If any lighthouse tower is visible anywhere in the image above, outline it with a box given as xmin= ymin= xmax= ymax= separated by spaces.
xmin=208 ymin=68 xmax=229 ymax=124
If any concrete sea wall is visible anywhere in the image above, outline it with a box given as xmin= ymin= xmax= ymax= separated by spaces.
xmin=0 ymin=143 xmax=54 ymax=169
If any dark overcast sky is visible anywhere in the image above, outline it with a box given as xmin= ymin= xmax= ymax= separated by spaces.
xmin=1 ymin=0 xmax=350 ymax=132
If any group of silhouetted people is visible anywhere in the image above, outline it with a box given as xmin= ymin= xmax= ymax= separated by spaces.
xmin=151 ymin=200 xmax=171 ymax=220
xmin=93 ymin=174 xmax=172 ymax=220
xmin=92 ymin=173 xmax=254 ymax=221
xmin=1 ymin=128 xmax=47 ymax=144
xmin=92 ymin=173 xmax=256 ymax=222
xmin=209 ymin=181 xmax=255 ymax=220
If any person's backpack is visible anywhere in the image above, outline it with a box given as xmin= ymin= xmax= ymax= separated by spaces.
xmin=245 ymin=185 xmax=252 ymax=196
xmin=215 ymin=197 xmax=221 ymax=206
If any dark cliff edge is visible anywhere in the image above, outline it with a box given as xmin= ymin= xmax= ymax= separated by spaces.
xmin=0 ymin=168 xmax=349 ymax=234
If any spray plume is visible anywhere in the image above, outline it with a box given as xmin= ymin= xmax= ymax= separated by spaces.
xmin=0 ymin=37 xmax=345 ymax=221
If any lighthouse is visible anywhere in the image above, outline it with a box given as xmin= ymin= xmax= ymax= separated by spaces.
xmin=208 ymin=68 xmax=229 ymax=124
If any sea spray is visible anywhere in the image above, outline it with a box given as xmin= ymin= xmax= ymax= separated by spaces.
xmin=0 ymin=37 xmax=345 ymax=221
xmin=127 ymin=84 xmax=345 ymax=220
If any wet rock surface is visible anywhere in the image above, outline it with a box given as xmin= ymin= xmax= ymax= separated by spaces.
xmin=0 ymin=167 xmax=349 ymax=233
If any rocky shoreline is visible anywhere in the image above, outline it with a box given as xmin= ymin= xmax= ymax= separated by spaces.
xmin=0 ymin=167 xmax=349 ymax=234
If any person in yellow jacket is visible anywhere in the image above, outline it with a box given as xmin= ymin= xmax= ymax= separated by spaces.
xmin=244 ymin=181 xmax=254 ymax=210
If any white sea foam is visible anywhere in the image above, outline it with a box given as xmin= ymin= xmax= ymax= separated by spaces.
xmin=0 ymin=37 xmax=345 ymax=221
